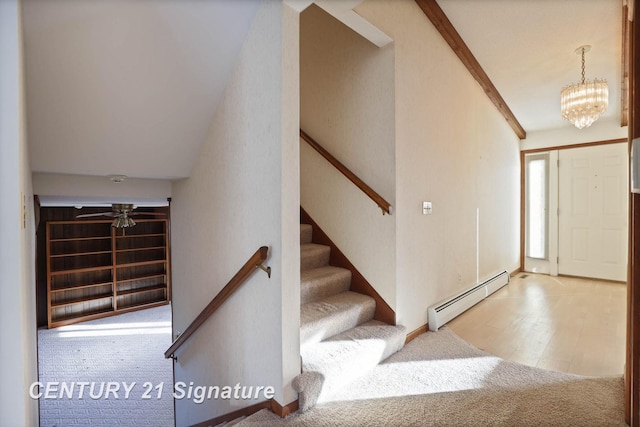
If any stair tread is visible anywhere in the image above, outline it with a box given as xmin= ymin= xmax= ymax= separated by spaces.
xmin=296 ymin=320 xmax=406 ymax=407
xmin=300 ymin=243 xmax=331 ymax=272
xmin=300 ymin=243 xmax=330 ymax=255
xmin=301 ymin=265 xmax=350 ymax=281
xmin=301 ymin=266 xmax=352 ymax=305
xmin=302 ymin=320 xmax=406 ymax=366
xmin=300 ymin=224 xmax=313 ymax=245
xmin=300 ymin=291 xmax=375 ymax=346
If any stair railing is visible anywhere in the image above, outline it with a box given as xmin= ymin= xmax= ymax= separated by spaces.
xmin=165 ymin=246 xmax=271 ymax=360
xmin=300 ymin=129 xmax=393 ymax=215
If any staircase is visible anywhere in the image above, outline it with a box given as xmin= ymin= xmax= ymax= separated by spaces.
xmin=292 ymin=223 xmax=406 ymax=411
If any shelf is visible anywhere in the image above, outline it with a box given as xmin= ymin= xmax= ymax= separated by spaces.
xmin=116 ymin=246 xmax=165 ymax=253
xmin=48 ymin=220 xmax=113 ymax=226
xmin=117 ymin=274 xmax=166 ymax=284
xmin=116 ymin=260 xmax=167 ymax=268
xmin=116 ymin=233 xmax=165 ymax=239
xmin=120 ymin=218 xmax=166 ymax=224
xmin=117 ymin=285 xmax=166 ymax=297
xmin=50 ymin=307 xmax=115 ymax=326
xmin=51 ymin=282 xmax=113 ymax=293
xmin=51 ymin=294 xmax=113 ymax=308
xmin=50 ymin=236 xmax=111 ymax=243
xmin=47 ymin=218 xmax=169 ymax=328
xmin=50 ymin=265 xmax=113 ymax=276
xmin=116 ymin=300 xmax=168 ymax=312
xmin=50 ymin=250 xmax=112 ymax=258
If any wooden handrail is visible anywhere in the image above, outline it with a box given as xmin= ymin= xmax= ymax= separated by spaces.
xmin=300 ymin=129 xmax=392 ymax=215
xmin=165 ymin=246 xmax=270 ymax=359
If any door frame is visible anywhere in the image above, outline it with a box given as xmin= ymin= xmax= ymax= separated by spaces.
xmin=628 ymin=0 xmax=639 ymax=422
xmin=520 ymin=138 xmax=628 ymax=274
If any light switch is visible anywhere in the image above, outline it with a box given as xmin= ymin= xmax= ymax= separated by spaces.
xmin=422 ymin=201 xmax=432 ymax=215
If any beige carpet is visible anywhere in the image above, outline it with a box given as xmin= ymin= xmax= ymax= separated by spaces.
xmin=238 ymin=327 xmax=626 ymax=426
xmin=38 ymin=305 xmax=174 ymax=426
xmin=295 ymin=223 xmax=406 ymax=411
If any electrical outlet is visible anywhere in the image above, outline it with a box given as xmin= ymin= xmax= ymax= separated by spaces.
xmin=422 ymin=201 xmax=433 ymax=215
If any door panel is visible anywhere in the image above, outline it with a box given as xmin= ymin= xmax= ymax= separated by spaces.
xmin=570 ymin=227 xmax=588 ymax=261
xmin=571 ymin=175 xmax=589 ymax=215
xmin=558 ymin=143 xmax=628 ymax=281
xmin=603 ymin=228 xmax=623 ymax=264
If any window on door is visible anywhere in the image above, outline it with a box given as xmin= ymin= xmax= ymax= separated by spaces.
xmin=525 ymin=153 xmax=549 ymax=260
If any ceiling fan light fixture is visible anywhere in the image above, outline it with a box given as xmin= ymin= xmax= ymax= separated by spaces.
xmin=560 ymin=45 xmax=609 ymax=129
xmin=109 ymin=175 xmax=127 ymax=184
xmin=76 ymin=202 xmax=164 ymax=228
xmin=112 ymin=215 xmax=136 ymax=229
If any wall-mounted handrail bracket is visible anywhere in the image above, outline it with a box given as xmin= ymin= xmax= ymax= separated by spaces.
xmin=164 ymin=246 xmax=270 ymax=359
xmin=256 ymin=263 xmax=271 ymax=278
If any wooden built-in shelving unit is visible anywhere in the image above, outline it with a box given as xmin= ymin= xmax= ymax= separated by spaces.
xmin=46 ymin=218 xmax=170 ymax=328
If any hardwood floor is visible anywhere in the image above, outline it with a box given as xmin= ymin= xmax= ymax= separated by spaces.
xmin=447 ymin=273 xmax=626 ymax=377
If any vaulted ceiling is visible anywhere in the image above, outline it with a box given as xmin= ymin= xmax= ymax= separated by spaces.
xmin=22 ymin=0 xmax=624 ymax=182
xmin=23 ymin=0 xmax=261 ymax=180
xmin=437 ymin=0 xmax=623 ymax=134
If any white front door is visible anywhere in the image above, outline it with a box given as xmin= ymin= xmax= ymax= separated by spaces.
xmin=557 ymin=143 xmax=628 ymax=281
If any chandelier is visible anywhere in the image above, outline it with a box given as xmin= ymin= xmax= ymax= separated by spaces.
xmin=560 ymin=45 xmax=608 ymax=129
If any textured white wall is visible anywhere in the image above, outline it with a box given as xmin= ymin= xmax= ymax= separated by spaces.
xmin=522 ymin=117 xmax=628 ymax=151
xmin=171 ymin=1 xmax=299 ymax=425
xmin=279 ymin=3 xmax=302 ymax=405
xmin=33 ymin=173 xmax=171 ymax=202
xmin=0 ymin=0 xmax=38 ymax=424
xmin=358 ymin=0 xmax=521 ymax=332
xmin=300 ymin=4 xmax=397 ymax=308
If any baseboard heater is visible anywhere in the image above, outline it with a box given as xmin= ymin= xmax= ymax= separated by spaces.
xmin=427 ymin=270 xmax=509 ymax=331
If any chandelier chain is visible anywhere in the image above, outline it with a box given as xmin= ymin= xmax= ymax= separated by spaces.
xmin=581 ymin=48 xmax=586 ymax=84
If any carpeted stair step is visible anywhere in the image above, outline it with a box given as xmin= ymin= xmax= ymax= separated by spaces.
xmin=300 ymin=224 xmax=313 ymax=245
xmin=214 ymin=416 xmax=246 ymax=427
xmin=292 ymin=216 xmax=408 ymax=414
xmin=293 ymin=320 xmax=407 ymax=411
xmin=300 ymin=291 xmax=375 ymax=347
xmin=300 ymin=243 xmax=331 ymax=272
xmin=301 ymin=266 xmax=351 ymax=305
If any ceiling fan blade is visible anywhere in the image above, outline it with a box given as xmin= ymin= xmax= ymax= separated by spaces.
xmin=75 ymin=212 xmax=117 ymax=218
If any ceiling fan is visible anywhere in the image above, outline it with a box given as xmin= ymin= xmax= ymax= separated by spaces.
xmin=76 ymin=203 xmax=166 ymax=228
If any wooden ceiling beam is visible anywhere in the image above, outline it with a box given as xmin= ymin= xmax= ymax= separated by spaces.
xmin=414 ymin=0 xmax=527 ymax=140
xmin=623 ymin=2 xmax=630 ymax=127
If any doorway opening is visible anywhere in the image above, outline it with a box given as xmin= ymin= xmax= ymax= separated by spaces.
xmin=34 ymin=204 xmax=174 ymax=426
xmin=523 ymin=141 xmax=628 ymax=282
